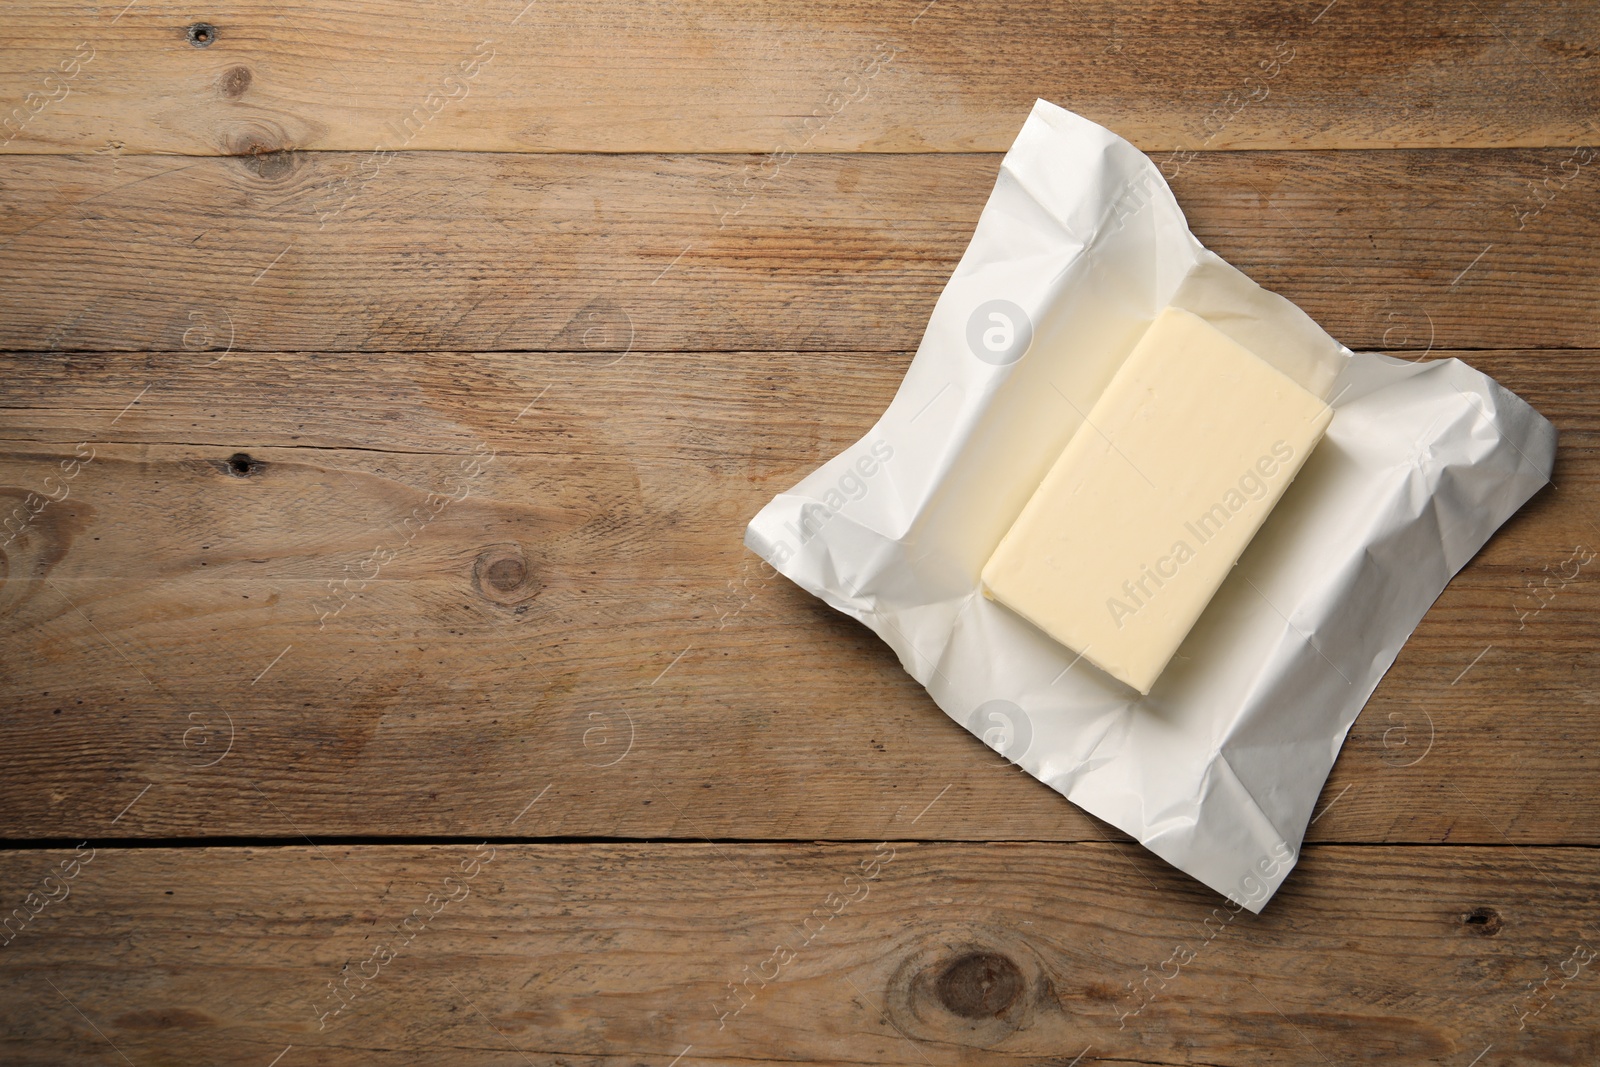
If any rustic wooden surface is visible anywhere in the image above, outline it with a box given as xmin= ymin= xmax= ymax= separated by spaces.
xmin=2 ymin=151 xmax=1599 ymax=353
xmin=1 ymin=843 xmax=1598 ymax=1066
xmin=1 ymin=0 xmax=1597 ymax=1063
xmin=1 ymin=0 xmax=1597 ymax=154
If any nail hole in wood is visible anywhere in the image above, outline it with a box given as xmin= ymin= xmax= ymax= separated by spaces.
xmin=187 ymin=23 xmax=217 ymax=47
xmin=226 ymin=452 xmax=257 ymax=477
xmin=1464 ymin=906 xmax=1503 ymax=936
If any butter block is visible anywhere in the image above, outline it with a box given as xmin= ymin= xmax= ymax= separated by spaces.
xmin=981 ymin=306 xmax=1333 ymax=694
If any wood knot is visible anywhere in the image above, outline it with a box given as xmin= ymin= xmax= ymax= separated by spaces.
xmin=224 ymin=123 xmax=294 ymax=173
xmin=1464 ymin=906 xmax=1503 ymax=936
xmin=935 ymin=952 xmax=1023 ymax=1019
xmin=241 ymin=148 xmax=296 ymax=180
xmin=882 ymin=931 xmax=1050 ymax=1048
xmin=222 ymin=452 xmax=262 ymax=477
xmin=485 ymin=556 xmax=524 ymax=591
xmin=474 ymin=543 xmax=540 ymax=607
xmin=219 ymin=65 xmax=252 ymax=98
xmin=186 ymin=23 xmax=217 ymax=47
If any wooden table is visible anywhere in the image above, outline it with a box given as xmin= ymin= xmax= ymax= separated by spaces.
xmin=1 ymin=2 xmax=1596 ymax=1063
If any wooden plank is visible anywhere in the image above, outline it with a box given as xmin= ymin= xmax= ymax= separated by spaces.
xmin=0 ymin=347 xmax=1593 ymax=842
xmin=2 ymin=149 xmax=1599 ymax=354
xmin=0 ymin=843 xmax=1595 ymax=1065
xmin=1 ymin=0 xmax=1596 ymax=155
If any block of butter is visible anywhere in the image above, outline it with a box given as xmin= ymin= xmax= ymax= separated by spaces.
xmin=981 ymin=306 xmax=1334 ymax=694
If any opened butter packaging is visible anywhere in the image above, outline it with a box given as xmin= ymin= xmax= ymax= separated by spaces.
xmin=746 ymin=99 xmax=1554 ymax=911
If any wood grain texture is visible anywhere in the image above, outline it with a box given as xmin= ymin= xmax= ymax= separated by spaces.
xmin=2 ymin=2 xmax=1596 ymax=1063
xmin=0 ymin=347 xmax=1592 ymax=842
xmin=0 ymin=843 xmax=1595 ymax=1066
xmin=1 ymin=148 xmax=1599 ymax=355
xmin=1 ymin=0 xmax=1597 ymax=154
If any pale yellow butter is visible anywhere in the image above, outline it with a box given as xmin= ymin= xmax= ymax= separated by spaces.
xmin=980 ymin=306 xmax=1333 ymax=694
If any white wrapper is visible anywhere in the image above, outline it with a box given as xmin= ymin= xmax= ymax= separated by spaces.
xmin=744 ymin=99 xmax=1555 ymax=911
